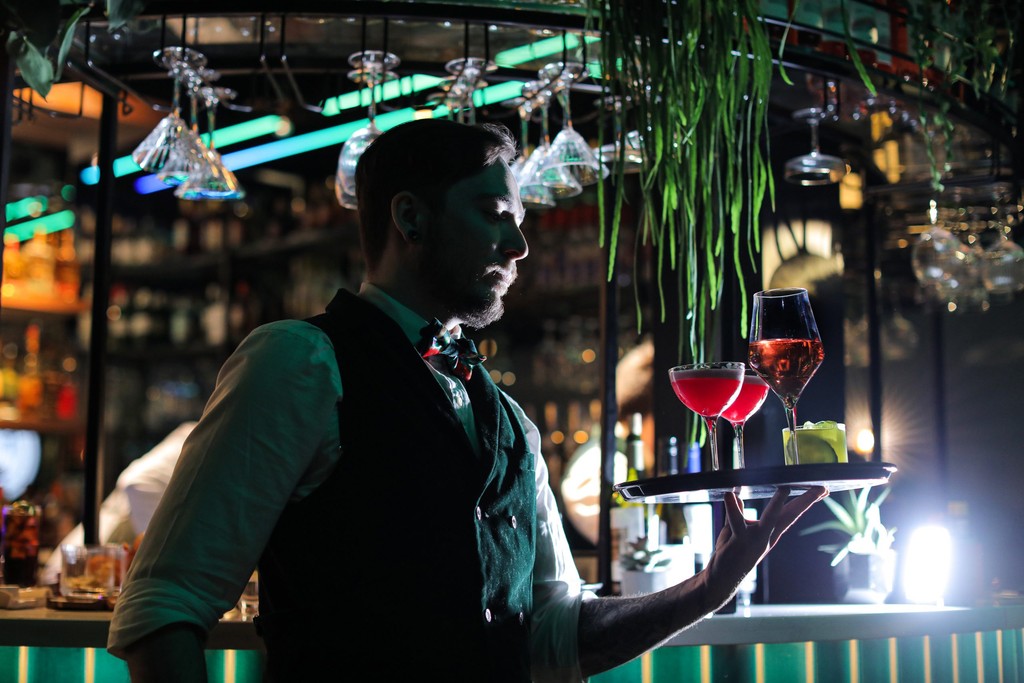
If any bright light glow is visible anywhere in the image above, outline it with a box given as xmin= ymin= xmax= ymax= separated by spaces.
xmin=80 ymin=115 xmax=288 ymax=185
xmin=902 ymin=525 xmax=952 ymax=605
xmin=5 ymin=196 xmax=47 ymax=222
xmin=854 ymin=428 xmax=875 ymax=455
xmin=3 ymin=210 xmax=76 ymax=241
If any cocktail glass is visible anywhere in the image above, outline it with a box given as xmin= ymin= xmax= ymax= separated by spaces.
xmin=668 ymin=362 xmax=745 ymax=471
xmin=721 ymin=368 xmax=770 ymax=469
xmin=748 ymin=288 xmax=824 ymax=465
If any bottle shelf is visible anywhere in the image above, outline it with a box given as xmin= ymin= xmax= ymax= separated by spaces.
xmin=0 ymin=295 xmax=90 ymax=317
xmin=0 ymin=416 xmax=84 ymax=435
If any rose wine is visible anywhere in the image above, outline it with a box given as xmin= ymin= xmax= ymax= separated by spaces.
xmin=722 ymin=373 xmax=770 ymax=425
xmin=748 ymin=338 xmax=824 ymax=406
xmin=669 ymin=369 xmax=743 ymax=418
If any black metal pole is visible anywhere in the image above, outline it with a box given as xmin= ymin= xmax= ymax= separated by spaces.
xmin=865 ymin=209 xmax=883 ymax=462
xmin=82 ymin=93 xmax=117 ymax=544
xmin=596 ymin=212 xmax=619 ymax=597
xmin=931 ymin=312 xmax=949 ymax=500
xmin=0 ymin=47 xmax=13 ymax=315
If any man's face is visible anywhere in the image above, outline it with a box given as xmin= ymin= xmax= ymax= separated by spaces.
xmin=417 ymin=161 xmax=528 ymax=329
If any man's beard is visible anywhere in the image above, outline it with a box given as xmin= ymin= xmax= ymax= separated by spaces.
xmin=418 ymin=234 xmax=515 ymax=330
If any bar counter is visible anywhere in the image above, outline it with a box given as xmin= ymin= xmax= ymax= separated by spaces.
xmin=0 ymin=603 xmax=1020 ymax=681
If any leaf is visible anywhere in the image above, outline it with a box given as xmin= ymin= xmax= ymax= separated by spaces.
xmin=53 ymin=4 xmax=89 ymax=82
xmin=106 ymin=0 xmax=147 ymax=30
xmin=9 ymin=33 xmax=54 ymax=97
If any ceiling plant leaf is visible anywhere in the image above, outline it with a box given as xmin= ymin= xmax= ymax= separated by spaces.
xmin=0 ymin=0 xmax=146 ymax=98
xmin=106 ymin=0 xmax=147 ymax=31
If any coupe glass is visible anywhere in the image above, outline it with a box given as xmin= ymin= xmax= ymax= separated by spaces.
xmin=721 ymin=368 xmax=770 ymax=469
xmin=748 ymin=288 xmax=825 ymax=465
xmin=668 ymin=362 xmax=745 ymax=471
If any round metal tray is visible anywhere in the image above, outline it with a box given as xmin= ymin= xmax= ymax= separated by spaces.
xmin=613 ymin=462 xmax=897 ymax=504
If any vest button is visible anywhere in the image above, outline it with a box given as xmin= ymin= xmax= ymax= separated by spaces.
xmin=510 ymin=515 xmax=518 ymax=529
xmin=484 ymin=608 xmax=493 ymax=623
xmin=476 ymin=506 xmax=483 ymax=521
xmin=518 ymin=611 xmax=525 ymax=625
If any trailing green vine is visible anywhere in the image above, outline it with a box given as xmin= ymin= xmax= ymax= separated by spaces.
xmin=595 ymin=0 xmax=774 ymax=366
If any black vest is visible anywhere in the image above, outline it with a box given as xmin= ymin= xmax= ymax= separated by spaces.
xmin=256 ymin=290 xmax=537 ymax=682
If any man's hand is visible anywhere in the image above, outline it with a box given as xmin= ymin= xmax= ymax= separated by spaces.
xmin=700 ymin=486 xmax=829 ymax=611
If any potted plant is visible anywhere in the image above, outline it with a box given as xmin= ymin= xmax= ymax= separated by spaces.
xmin=801 ymin=486 xmax=897 ymax=604
xmin=618 ymin=535 xmax=675 ymax=596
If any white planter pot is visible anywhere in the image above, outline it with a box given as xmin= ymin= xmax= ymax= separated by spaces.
xmin=620 ymin=569 xmax=673 ymax=596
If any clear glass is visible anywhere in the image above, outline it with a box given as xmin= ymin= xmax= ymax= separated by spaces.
xmin=721 ymin=368 xmax=770 ymax=469
xmin=748 ymin=288 xmax=824 ymax=465
xmin=131 ymin=47 xmax=207 ymax=175
xmin=335 ymin=121 xmax=382 ymax=209
xmin=668 ymin=362 xmax=745 ymax=471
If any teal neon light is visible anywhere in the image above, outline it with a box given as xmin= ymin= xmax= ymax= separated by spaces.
xmin=321 ymin=75 xmax=445 ymax=117
xmin=80 ymin=115 xmax=287 ymax=185
xmin=5 ymin=196 xmax=47 ymax=223
xmin=494 ymin=34 xmax=601 ymax=68
xmin=3 ymin=210 xmax=76 ymax=242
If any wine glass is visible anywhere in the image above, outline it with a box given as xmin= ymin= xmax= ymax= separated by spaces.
xmin=668 ymin=362 xmax=745 ymax=472
xmin=721 ymin=368 xmax=770 ymax=469
xmin=132 ymin=47 xmax=206 ymax=175
xmin=747 ymin=288 xmax=825 ymax=465
xmin=335 ymin=50 xmax=399 ymax=209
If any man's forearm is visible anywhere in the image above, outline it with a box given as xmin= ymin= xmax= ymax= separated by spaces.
xmin=124 ymin=623 xmax=208 ymax=683
xmin=577 ymin=572 xmax=723 ymax=678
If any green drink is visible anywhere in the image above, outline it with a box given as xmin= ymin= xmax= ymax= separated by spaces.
xmin=782 ymin=421 xmax=848 ymax=465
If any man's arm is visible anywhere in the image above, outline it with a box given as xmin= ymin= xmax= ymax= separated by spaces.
xmin=577 ymin=486 xmax=827 ymax=677
xmin=124 ymin=623 xmax=208 ymax=683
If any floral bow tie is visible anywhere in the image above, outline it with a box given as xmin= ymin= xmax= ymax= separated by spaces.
xmin=416 ymin=319 xmax=486 ymax=382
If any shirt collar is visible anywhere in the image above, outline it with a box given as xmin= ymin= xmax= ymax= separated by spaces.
xmin=357 ymin=282 xmax=461 ymax=346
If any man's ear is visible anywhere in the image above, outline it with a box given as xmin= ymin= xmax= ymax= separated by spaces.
xmin=391 ymin=191 xmax=429 ymax=244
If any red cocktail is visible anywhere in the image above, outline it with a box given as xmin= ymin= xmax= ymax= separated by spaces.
xmin=668 ymin=362 xmax=744 ymax=471
xmin=721 ymin=369 xmax=770 ymax=468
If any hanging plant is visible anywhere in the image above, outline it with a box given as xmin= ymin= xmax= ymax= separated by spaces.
xmin=594 ymin=0 xmax=774 ymax=365
xmin=901 ymin=0 xmax=1019 ymax=193
xmin=1 ymin=0 xmax=144 ymax=97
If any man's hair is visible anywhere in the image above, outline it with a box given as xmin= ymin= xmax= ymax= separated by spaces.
xmin=354 ymin=119 xmax=518 ymax=270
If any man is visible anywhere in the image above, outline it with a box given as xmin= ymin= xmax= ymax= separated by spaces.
xmin=108 ymin=119 xmax=826 ymax=682
xmin=40 ymin=422 xmax=196 ymax=587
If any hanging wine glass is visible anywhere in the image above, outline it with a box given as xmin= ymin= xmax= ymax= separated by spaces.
xmin=441 ymin=56 xmax=495 ymax=125
xmin=506 ymin=82 xmax=556 ymax=210
xmin=157 ymin=64 xmax=213 ymax=187
xmin=176 ymin=85 xmax=245 ymax=201
xmin=132 ymin=47 xmax=206 ymax=174
xmin=784 ymin=107 xmax=847 ymax=186
xmin=536 ymin=61 xmax=608 ymax=187
xmin=598 ymin=96 xmax=644 ymax=175
xmin=335 ymin=50 xmax=399 ymax=209
xmin=518 ymin=88 xmax=581 ymax=200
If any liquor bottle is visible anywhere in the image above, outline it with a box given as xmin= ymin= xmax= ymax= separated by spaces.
xmin=0 ymin=341 xmax=19 ymax=412
xmin=1 ymin=234 xmax=25 ymax=296
xmin=53 ymin=230 xmax=81 ymax=303
xmin=21 ymin=228 xmax=55 ymax=298
xmin=16 ymin=323 xmax=43 ymax=419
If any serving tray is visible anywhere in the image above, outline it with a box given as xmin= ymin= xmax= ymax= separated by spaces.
xmin=613 ymin=462 xmax=897 ymax=504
